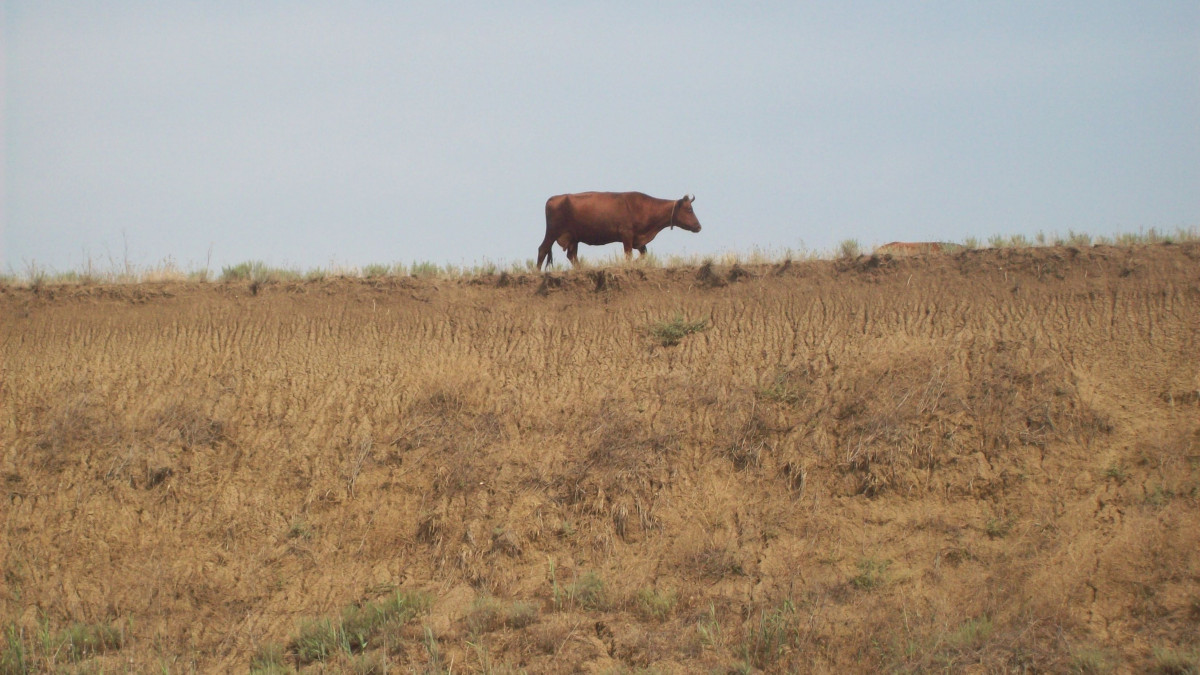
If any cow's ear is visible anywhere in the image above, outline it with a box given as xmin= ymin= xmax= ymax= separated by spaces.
xmin=686 ymin=194 xmax=695 ymax=203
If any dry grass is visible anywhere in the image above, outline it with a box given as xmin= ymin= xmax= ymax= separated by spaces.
xmin=2 ymin=243 xmax=1199 ymax=672
xmin=6 ymin=226 xmax=1198 ymax=289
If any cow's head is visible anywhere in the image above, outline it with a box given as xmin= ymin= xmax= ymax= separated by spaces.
xmin=672 ymin=195 xmax=702 ymax=232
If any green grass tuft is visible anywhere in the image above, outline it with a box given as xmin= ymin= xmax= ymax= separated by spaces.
xmin=635 ymin=588 xmax=677 ymax=621
xmin=851 ymin=557 xmax=891 ymax=590
xmin=58 ymin=622 xmax=124 ymax=662
xmin=738 ymin=600 xmax=800 ymax=671
xmin=289 ymin=590 xmax=430 ymax=665
xmin=646 ymin=314 xmax=708 ymax=347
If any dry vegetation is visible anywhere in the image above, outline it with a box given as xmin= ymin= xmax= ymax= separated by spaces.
xmin=2 ymin=242 xmax=1199 ymax=673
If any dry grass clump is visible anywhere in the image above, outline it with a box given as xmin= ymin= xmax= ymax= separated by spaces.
xmin=970 ymin=343 xmax=1112 ymax=453
xmin=150 ymin=397 xmax=226 ymax=448
xmin=22 ymin=389 xmax=122 ymax=470
xmin=683 ymin=545 xmax=745 ymax=580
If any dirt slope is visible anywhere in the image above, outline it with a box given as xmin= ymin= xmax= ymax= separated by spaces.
xmin=2 ymin=244 xmax=1198 ymax=673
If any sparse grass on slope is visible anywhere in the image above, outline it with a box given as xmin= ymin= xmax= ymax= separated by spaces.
xmin=6 ymin=226 xmax=1196 ymax=287
xmin=2 ymin=244 xmax=1198 ymax=672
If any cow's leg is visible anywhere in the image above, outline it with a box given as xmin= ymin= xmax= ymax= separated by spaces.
xmin=567 ymin=242 xmax=580 ymax=266
xmin=537 ymin=236 xmax=555 ymax=270
xmin=637 ymin=246 xmax=648 ymax=259
xmin=623 ymin=239 xmax=635 ymax=262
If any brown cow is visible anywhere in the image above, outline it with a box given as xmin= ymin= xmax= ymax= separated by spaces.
xmin=537 ymin=192 xmax=702 ymax=270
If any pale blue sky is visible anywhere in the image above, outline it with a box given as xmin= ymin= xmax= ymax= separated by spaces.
xmin=4 ymin=2 xmax=1198 ymax=273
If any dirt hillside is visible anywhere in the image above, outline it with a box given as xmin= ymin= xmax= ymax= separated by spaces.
xmin=2 ymin=244 xmax=1199 ymax=673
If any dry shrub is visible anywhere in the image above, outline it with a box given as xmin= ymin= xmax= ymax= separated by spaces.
xmin=724 ymin=418 xmax=767 ymax=470
xmin=393 ymin=378 xmax=505 ymax=498
xmin=726 ymin=263 xmax=751 ymax=283
xmin=25 ymin=389 xmax=124 ymax=471
xmin=695 ymin=260 xmax=726 ymax=288
xmin=828 ymin=352 xmax=965 ymax=495
xmin=683 ymin=544 xmax=744 ymax=580
xmin=588 ymin=269 xmax=617 ymax=292
xmin=969 ymin=342 xmax=1111 ymax=454
xmin=756 ymin=364 xmax=819 ymax=407
xmin=528 ymin=616 xmax=575 ymax=655
xmin=150 ymin=397 xmax=225 ymax=448
xmin=490 ymin=528 xmax=523 ymax=558
xmin=535 ymin=274 xmax=563 ymax=296
xmin=559 ymin=404 xmax=677 ymax=540
xmin=416 ymin=513 xmax=444 ymax=547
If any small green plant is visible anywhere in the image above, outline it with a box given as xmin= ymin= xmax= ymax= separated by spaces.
xmin=58 ymin=621 xmax=124 ymax=662
xmin=410 ymin=261 xmax=441 ymax=278
xmin=566 ymin=571 xmax=608 ymax=611
xmin=2 ymin=622 xmax=29 ymax=674
xmin=356 ymin=590 xmax=431 ymax=646
xmin=1104 ymin=464 xmax=1128 ymax=483
xmin=1145 ymin=485 xmax=1175 ymax=508
xmin=422 ymin=625 xmax=444 ymax=673
xmin=289 ymin=590 xmax=430 ymax=665
xmin=361 ymin=263 xmax=393 ymax=279
xmin=287 ymin=518 xmax=313 ymax=540
xmin=1069 ymin=645 xmax=1115 ymax=674
xmin=638 ymin=252 xmax=663 ymax=267
xmin=557 ymin=520 xmax=576 ymax=539
xmin=696 ymin=603 xmax=723 ymax=650
xmin=249 ymin=642 xmax=290 ymax=674
xmin=646 ymin=314 xmax=708 ymax=347
xmin=221 ymin=261 xmax=259 ymax=282
xmin=756 ymin=368 xmax=803 ymax=405
xmin=838 ymin=239 xmax=861 ymax=258
xmin=738 ymin=600 xmax=799 ymax=670
xmin=1065 ymin=230 xmax=1093 ymax=247
xmin=548 ymin=559 xmax=564 ymax=610
xmin=471 ymin=260 xmax=499 ymax=276
xmin=466 ymin=597 xmax=538 ymax=634
xmin=1150 ymin=645 xmax=1199 ymax=674
xmin=946 ymin=615 xmax=992 ymax=650
xmin=220 ymin=261 xmax=300 ymax=283
xmin=851 ymin=557 xmax=891 ymax=590
xmin=985 ymin=517 xmax=1013 ymax=539
xmin=293 ymin=618 xmax=340 ymax=664
xmin=962 ymin=236 xmax=980 ymax=250
xmin=635 ymin=588 xmax=677 ymax=621
xmin=505 ymin=602 xmax=537 ymax=629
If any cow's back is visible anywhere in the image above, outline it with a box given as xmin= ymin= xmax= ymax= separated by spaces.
xmin=544 ymin=192 xmax=640 ymax=245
